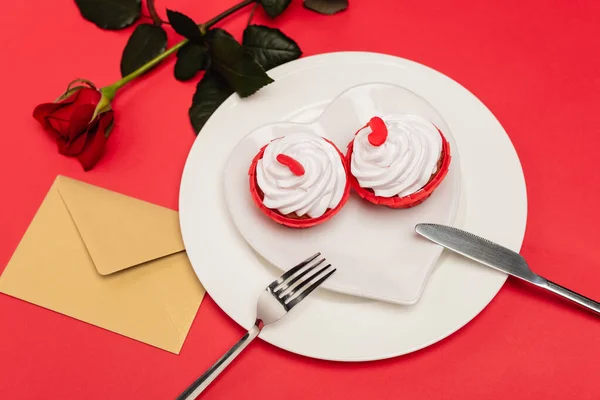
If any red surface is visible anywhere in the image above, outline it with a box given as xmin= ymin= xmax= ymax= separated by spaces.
xmin=1 ymin=0 xmax=599 ymax=398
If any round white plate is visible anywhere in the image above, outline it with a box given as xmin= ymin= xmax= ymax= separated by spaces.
xmin=180 ymin=52 xmax=527 ymax=361
xmin=223 ymin=83 xmax=461 ymax=304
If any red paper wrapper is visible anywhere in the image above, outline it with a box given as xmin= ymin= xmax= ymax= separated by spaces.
xmin=248 ymin=138 xmax=351 ymax=228
xmin=345 ymin=128 xmax=451 ymax=208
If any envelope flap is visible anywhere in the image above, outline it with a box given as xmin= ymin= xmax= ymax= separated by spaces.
xmin=55 ymin=176 xmax=184 ymax=275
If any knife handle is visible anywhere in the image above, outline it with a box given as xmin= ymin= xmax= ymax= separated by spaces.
xmin=544 ymin=280 xmax=600 ymax=316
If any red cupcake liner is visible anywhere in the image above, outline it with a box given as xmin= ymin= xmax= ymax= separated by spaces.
xmin=345 ymin=128 xmax=451 ymax=208
xmin=248 ymin=138 xmax=351 ymax=228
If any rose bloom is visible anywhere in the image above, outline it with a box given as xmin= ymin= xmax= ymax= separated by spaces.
xmin=33 ymin=83 xmax=114 ymax=170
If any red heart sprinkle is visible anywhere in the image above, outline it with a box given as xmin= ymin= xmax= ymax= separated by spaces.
xmin=367 ymin=116 xmax=388 ymax=146
xmin=276 ymin=154 xmax=305 ymax=176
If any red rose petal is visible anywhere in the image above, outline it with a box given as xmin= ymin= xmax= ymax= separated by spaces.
xmin=75 ymin=87 xmax=102 ymax=105
xmin=47 ymin=103 xmax=96 ymax=143
xmin=367 ymin=116 xmax=388 ymax=146
xmin=56 ymin=88 xmax=83 ymax=105
xmin=57 ymin=132 xmax=86 ymax=156
xmin=33 ymin=103 xmax=65 ymax=129
xmin=77 ymin=111 xmax=114 ymax=171
xmin=68 ymin=104 xmax=96 ymax=139
xmin=276 ymin=154 xmax=305 ymax=176
xmin=33 ymin=85 xmax=108 ymax=168
xmin=33 ymin=87 xmax=100 ymax=130
xmin=50 ymin=94 xmax=94 ymax=127
xmin=47 ymin=115 xmax=72 ymax=136
xmin=34 ymin=89 xmax=82 ymax=132
xmin=56 ymin=106 xmax=96 ymax=157
xmin=36 ymin=88 xmax=99 ymax=136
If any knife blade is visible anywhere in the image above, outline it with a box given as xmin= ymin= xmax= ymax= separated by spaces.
xmin=415 ymin=223 xmax=600 ymax=316
xmin=415 ymin=223 xmax=541 ymax=284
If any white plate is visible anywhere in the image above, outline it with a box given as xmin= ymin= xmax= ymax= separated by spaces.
xmin=179 ymin=52 xmax=527 ymax=361
xmin=223 ymin=83 xmax=461 ymax=304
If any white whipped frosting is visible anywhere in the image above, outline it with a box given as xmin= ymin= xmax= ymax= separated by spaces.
xmin=351 ymin=114 xmax=443 ymax=197
xmin=256 ymin=132 xmax=346 ymax=218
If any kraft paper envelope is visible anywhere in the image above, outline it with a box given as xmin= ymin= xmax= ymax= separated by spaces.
xmin=0 ymin=175 xmax=205 ymax=354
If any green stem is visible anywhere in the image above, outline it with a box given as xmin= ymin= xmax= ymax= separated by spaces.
xmin=107 ymin=39 xmax=188 ymax=94
xmin=101 ymin=0 xmax=257 ymax=99
xmin=247 ymin=2 xmax=258 ymax=27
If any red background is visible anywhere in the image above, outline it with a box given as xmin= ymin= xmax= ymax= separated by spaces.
xmin=1 ymin=0 xmax=599 ymax=398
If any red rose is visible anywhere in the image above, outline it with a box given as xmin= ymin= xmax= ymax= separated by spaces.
xmin=33 ymin=81 xmax=114 ymax=170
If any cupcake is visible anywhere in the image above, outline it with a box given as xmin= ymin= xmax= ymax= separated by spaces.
xmin=346 ymin=114 xmax=451 ymax=208
xmin=249 ymin=132 xmax=350 ymax=228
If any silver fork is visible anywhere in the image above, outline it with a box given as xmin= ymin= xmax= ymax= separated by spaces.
xmin=176 ymin=253 xmax=336 ymax=400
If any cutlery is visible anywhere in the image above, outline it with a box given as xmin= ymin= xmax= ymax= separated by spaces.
xmin=416 ymin=223 xmax=600 ymax=315
xmin=176 ymin=253 xmax=336 ymax=399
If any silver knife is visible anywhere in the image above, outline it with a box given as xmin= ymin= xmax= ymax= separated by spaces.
xmin=415 ymin=223 xmax=600 ymax=316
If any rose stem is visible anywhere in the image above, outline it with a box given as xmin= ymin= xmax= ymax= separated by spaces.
xmin=101 ymin=0 xmax=256 ymax=100
xmin=246 ymin=2 xmax=258 ymax=27
xmin=201 ymin=0 xmax=256 ymax=33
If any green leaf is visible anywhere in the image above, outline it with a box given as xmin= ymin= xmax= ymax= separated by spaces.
xmin=303 ymin=0 xmax=348 ymax=15
xmin=74 ymin=0 xmax=141 ymax=30
xmin=166 ymin=9 xmax=203 ymax=43
xmin=258 ymin=0 xmax=292 ymax=18
xmin=120 ymin=24 xmax=167 ymax=77
xmin=174 ymin=44 xmax=211 ymax=81
xmin=242 ymin=25 xmax=301 ymax=71
xmin=189 ymin=72 xmax=234 ymax=133
xmin=206 ymin=29 xmax=273 ymax=98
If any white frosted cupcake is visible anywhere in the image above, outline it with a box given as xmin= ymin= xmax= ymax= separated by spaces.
xmin=346 ymin=115 xmax=451 ymax=208
xmin=249 ymin=132 xmax=350 ymax=228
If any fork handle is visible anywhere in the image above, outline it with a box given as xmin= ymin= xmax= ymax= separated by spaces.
xmin=176 ymin=325 xmax=261 ymax=400
xmin=543 ymin=279 xmax=600 ymax=315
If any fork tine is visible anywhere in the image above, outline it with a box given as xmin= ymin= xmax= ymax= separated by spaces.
xmin=281 ymin=265 xmax=336 ymax=309
xmin=272 ymin=258 xmax=326 ymax=295
xmin=269 ymin=252 xmax=321 ymax=290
